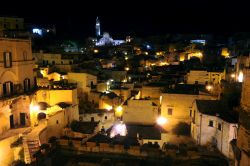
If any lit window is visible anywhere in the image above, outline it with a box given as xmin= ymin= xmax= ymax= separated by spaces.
xmin=209 ymin=120 xmax=213 ymax=127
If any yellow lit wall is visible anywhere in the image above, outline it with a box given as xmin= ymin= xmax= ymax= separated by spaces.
xmin=188 ymin=52 xmax=203 ymax=60
xmin=123 ymin=99 xmax=158 ymax=124
xmin=68 ymin=72 xmax=97 ymax=96
xmin=187 ymin=70 xmax=225 ymax=85
xmin=0 ymin=38 xmax=35 ymax=97
xmin=36 ymin=89 xmax=78 ymax=106
xmin=47 ymin=72 xmax=61 ymax=81
xmin=0 ymin=135 xmax=22 ymax=166
xmin=161 ymin=93 xmax=215 ymax=131
xmin=141 ymin=86 xmax=161 ymax=99
xmin=221 ymin=48 xmax=230 ymax=57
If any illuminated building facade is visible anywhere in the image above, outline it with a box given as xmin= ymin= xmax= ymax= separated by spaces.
xmin=0 ymin=38 xmax=35 ymax=165
xmin=0 ymin=17 xmax=24 ymax=31
xmin=191 ymin=100 xmax=238 ymax=159
xmin=94 ymin=17 xmax=125 ymax=46
xmin=236 ymin=68 xmax=250 ymax=166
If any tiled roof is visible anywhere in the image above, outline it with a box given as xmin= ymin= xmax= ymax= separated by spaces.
xmin=72 ymin=121 xmax=99 ymax=134
xmin=126 ymin=124 xmax=166 ymax=140
xmin=196 ymin=100 xmax=238 ymax=123
xmin=57 ymin=102 xmax=71 ymax=108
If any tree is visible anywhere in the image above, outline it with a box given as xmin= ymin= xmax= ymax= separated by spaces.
xmin=172 ymin=122 xmax=190 ymax=136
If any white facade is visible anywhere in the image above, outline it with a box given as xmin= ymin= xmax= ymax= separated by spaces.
xmin=191 ymin=101 xmax=238 ymax=159
xmin=79 ymin=111 xmax=115 ymax=130
xmin=186 ymin=70 xmax=225 ymax=85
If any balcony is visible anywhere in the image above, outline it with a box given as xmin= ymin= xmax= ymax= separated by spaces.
xmin=0 ymin=86 xmax=38 ymax=101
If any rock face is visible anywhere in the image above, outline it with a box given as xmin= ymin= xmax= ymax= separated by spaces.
xmin=237 ymin=68 xmax=250 ymax=166
xmin=241 ymin=69 xmax=250 ymax=109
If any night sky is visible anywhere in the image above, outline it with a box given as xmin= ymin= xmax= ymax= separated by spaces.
xmin=1 ymin=0 xmax=250 ymax=39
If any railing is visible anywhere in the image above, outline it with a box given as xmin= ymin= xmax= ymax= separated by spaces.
xmin=0 ymin=87 xmax=38 ymax=101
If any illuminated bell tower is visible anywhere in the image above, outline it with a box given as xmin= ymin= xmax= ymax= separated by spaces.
xmin=96 ymin=17 xmax=101 ymax=37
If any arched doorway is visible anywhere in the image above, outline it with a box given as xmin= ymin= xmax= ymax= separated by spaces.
xmin=37 ymin=112 xmax=46 ymax=121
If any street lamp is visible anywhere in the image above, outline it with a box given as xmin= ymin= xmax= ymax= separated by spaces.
xmin=157 ymin=116 xmax=167 ymax=126
xmin=206 ymin=85 xmax=213 ymax=91
xmin=30 ymin=104 xmax=40 ymax=112
xmin=238 ymin=71 xmax=243 ymax=82
xmin=106 ymin=105 xmax=113 ymax=111
xmin=115 ymin=106 xmax=123 ymax=117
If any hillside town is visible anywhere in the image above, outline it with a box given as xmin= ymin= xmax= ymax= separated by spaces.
xmin=0 ymin=16 xmax=250 ymax=166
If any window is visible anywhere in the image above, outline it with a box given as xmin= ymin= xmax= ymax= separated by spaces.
xmin=3 ymin=81 xmax=13 ymax=96
xmin=4 ymin=52 xmax=12 ymax=68
xmin=209 ymin=120 xmax=214 ymax=127
xmin=61 ymin=61 xmax=63 ymax=64
xmin=193 ymin=110 xmax=196 ymax=123
xmin=52 ymin=61 xmax=55 ymax=65
xmin=34 ymin=77 xmax=37 ymax=87
xmin=23 ymin=78 xmax=30 ymax=92
xmin=195 ymin=81 xmax=198 ymax=84
xmin=190 ymin=110 xmax=192 ymax=117
xmin=105 ymin=116 xmax=107 ymax=120
xmin=218 ymin=123 xmax=222 ymax=131
xmin=56 ymin=120 xmax=59 ymax=124
xmin=240 ymin=64 xmax=244 ymax=70
xmin=168 ymin=108 xmax=173 ymax=115
xmin=91 ymin=117 xmax=94 ymax=122
xmin=23 ymin=51 xmax=28 ymax=61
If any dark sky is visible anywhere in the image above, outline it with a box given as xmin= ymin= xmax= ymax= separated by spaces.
xmin=1 ymin=0 xmax=250 ymax=39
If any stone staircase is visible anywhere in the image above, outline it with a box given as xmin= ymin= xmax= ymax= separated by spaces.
xmin=23 ymin=136 xmax=40 ymax=164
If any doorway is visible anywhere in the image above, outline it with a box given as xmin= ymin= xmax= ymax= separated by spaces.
xmin=10 ymin=115 xmax=14 ymax=128
xmin=20 ymin=113 xmax=26 ymax=126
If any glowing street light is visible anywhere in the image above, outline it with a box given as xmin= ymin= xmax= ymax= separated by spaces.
xmin=206 ymin=85 xmax=213 ymax=91
xmin=30 ymin=104 xmax=40 ymax=112
xmin=231 ymin=73 xmax=235 ymax=78
xmin=106 ymin=105 xmax=113 ymax=111
xmin=116 ymin=106 xmax=123 ymax=112
xmin=238 ymin=71 xmax=244 ymax=82
xmin=110 ymin=121 xmax=127 ymax=138
xmin=125 ymin=67 xmax=130 ymax=71
xmin=157 ymin=116 xmax=167 ymax=126
xmin=115 ymin=106 xmax=123 ymax=117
